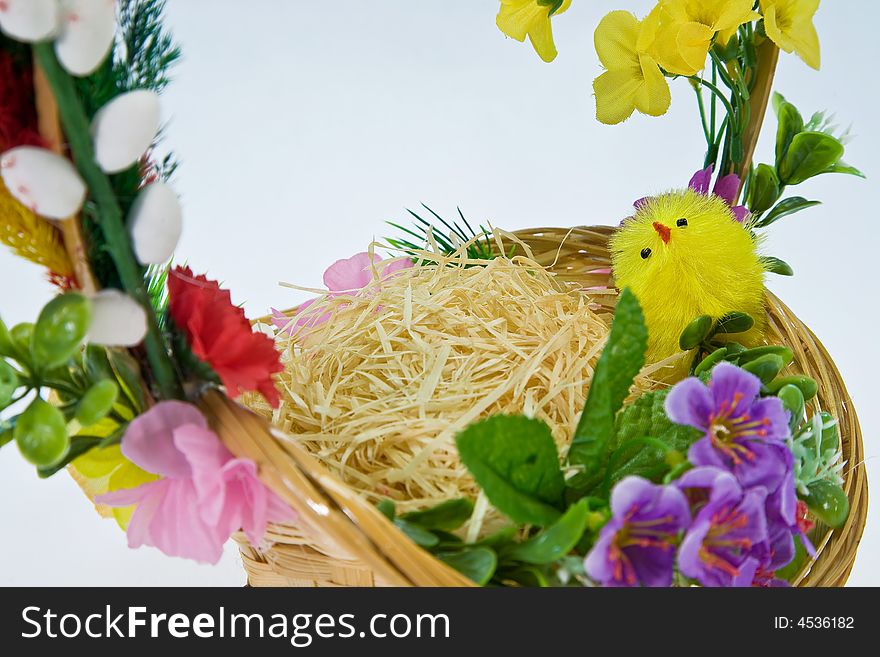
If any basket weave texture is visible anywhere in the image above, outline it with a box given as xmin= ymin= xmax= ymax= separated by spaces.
xmin=210 ymin=226 xmax=867 ymax=587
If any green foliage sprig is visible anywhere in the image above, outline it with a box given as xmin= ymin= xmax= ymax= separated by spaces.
xmin=387 ymin=205 xmax=507 ymax=262
xmin=744 ymin=93 xmax=864 ymax=229
xmin=1 ymin=300 xmax=143 ymax=477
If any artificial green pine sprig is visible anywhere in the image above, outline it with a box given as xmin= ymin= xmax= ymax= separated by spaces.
xmin=387 ymin=205 xmax=508 ymax=262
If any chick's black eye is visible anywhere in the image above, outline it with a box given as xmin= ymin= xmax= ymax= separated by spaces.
xmin=640 ymin=247 xmax=652 ymax=259
xmin=676 ymin=217 xmax=688 ymax=227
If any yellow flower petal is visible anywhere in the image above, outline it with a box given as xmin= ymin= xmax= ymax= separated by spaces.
xmin=653 ymin=20 xmax=713 ymax=75
xmin=70 ymin=443 xmax=158 ymax=530
xmin=760 ymin=0 xmax=821 ymax=70
xmin=787 ymin=18 xmax=820 ymax=69
xmin=527 ymin=8 xmax=558 ymax=63
xmin=708 ymin=0 xmax=760 ymax=34
xmin=635 ymin=54 xmax=672 ymax=117
xmin=594 ymin=10 xmax=640 ymax=69
xmin=496 ymin=0 xmax=570 ymax=62
xmin=594 ymin=68 xmax=642 ymax=125
xmin=496 ymin=0 xmax=534 ymax=42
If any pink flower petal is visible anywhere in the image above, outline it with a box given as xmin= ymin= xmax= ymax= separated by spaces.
xmin=379 ymin=257 xmax=414 ymax=278
xmin=323 ymin=252 xmax=381 ymax=292
xmin=121 ymin=401 xmax=207 ymax=479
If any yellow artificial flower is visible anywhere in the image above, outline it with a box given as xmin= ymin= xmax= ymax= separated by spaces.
xmin=593 ymin=9 xmax=671 ymax=125
xmin=653 ymin=0 xmax=760 ymax=75
xmin=760 ymin=0 xmax=820 ymax=70
xmin=496 ymin=0 xmax=572 ymax=63
xmin=70 ymin=443 xmax=158 ymax=530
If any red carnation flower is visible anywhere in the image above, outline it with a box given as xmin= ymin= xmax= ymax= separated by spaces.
xmin=168 ymin=266 xmax=282 ymax=407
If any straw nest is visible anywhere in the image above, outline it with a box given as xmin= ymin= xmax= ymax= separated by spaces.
xmin=246 ymin=240 xmax=664 ymax=538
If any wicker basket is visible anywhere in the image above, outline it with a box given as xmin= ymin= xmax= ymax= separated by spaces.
xmin=201 ymin=225 xmax=868 ymax=587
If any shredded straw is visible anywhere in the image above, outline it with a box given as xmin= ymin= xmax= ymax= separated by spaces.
xmin=247 ymin=238 xmax=660 ymax=537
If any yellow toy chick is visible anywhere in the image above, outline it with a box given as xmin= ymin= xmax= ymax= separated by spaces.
xmin=610 ymin=186 xmax=766 ymax=373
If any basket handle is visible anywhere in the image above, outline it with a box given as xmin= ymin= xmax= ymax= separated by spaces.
xmin=199 ymin=388 xmax=474 ymax=587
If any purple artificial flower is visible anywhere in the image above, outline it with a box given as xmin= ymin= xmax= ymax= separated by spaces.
xmin=676 ymin=467 xmax=769 ymax=587
xmin=585 ymin=477 xmax=690 ymax=587
xmin=630 ymin=165 xmax=749 ymax=223
xmin=764 ymin=464 xmax=817 ymax=572
xmin=688 ymin=165 xmax=750 ymax=222
xmin=665 ymin=363 xmax=791 ymax=491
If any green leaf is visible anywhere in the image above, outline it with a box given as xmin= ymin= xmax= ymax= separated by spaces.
xmin=747 ymin=163 xmax=781 ymax=214
xmin=737 ymin=345 xmax=794 ymax=367
xmin=401 ymin=498 xmax=474 ymax=531
xmin=436 ymin=548 xmax=497 ymax=585
xmin=0 ymin=317 xmax=13 ymax=358
xmin=779 ymin=131 xmax=845 ymax=185
xmin=604 ymin=426 xmax=699 ymax=487
xmin=393 ymin=518 xmax=439 ymax=547
xmin=756 ymin=196 xmax=821 ymax=228
xmin=714 ymin=312 xmax=754 ymax=335
xmin=774 ymin=94 xmax=804 ymax=166
xmin=759 ymin=256 xmax=794 ymax=276
xmin=568 ymin=288 xmax=647 ymax=474
xmin=822 ymin=161 xmax=865 ymax=178
xmin=741 ymin=353 xmax=785 ymax=384
xmin=614 ymin=389 xmax=675 ymax=444
xmin=693 ymin=347 xmax=728 ymax=377
xmin=0 ymin=359 xmax=20 ymax=409
xmin=107 ymin=349 xmax=147 ymax=413
xmin=508 ymin=500 xmax=589 ymax=565
xmin=376 ymin=499 xmax=396 ymax=520
xmin=37 ymin=436 xmax=103 ymax=478
xmin=456 ymin=415 xmax=565 ymax=526
xmin=775 ymin=534 xmax=809 ymax=582
xmin=0 ymin=417 xmax=14 ymax=449
xmin=597 ymin=389 xmax=701 ymax=489
xmin=679 ymin=315 xmax=712 ymax=351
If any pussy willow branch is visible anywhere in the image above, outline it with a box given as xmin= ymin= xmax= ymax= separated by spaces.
xmin=32 ymin=43 xmax=182 ymax=401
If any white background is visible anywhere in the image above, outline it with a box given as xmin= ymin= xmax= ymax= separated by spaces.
xmin=1 ymin=1 xmax=877 ymax=586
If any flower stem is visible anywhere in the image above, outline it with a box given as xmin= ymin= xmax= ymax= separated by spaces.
xmin=692 ymin=82 xmax=713 ymax=149
xmin=686 ymin=76 xmax=736 ymax=126
xmin=32 ymin=44 xmax=182 ymax=401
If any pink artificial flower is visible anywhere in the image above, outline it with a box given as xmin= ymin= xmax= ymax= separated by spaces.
xmin=97 ymin=401 xmax=294 ymax=564
xmin=272 ymin=252 xmax=414 ymax=336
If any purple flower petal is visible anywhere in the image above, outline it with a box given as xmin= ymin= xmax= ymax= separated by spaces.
xmin=688 ymin=165 xmax=713 ymax=195
xmin=687 ymin=436 xmax=725 ymax=470
xmin=748 ymin=396 xmax=791 ymax=443
xmin=609 ymin=476 xmax=662 ymax=518
xmin=583 ymin=523 xmax=620 ymax=583
xmin=628 ymin=544 xmax=677 ymax=587
xmin=708 ymin=362 xmax=762 ymax=418
xmin=731 ymin=557 xmax=762 ymax=587
xmin=731 ymin=205 xmax=749 ymax=222
xmin=665 ymin=377 xmax=715 ymax=430
xmin=712 ymin=173 xmax=740 ymax=206
xmin=677 ymin=516 xmax=711 ymax=581
xmin=733 ymin=441 xmax=790 ymax=490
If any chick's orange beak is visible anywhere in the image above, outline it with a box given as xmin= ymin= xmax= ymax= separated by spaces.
xmin=652 ymin=221 xmax=671 ymax=244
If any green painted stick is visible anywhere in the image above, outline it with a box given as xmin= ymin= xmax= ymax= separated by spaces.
xmin=32 ymin=43 xmax=181 ymax=401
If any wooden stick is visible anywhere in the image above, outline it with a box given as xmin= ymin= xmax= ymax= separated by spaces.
xmin=32 ymin=58 xmax=98 ymax=294
xmin=735 ymin=40 xmax=780 ymax=203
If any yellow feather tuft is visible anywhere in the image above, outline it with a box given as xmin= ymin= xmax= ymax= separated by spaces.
xmin=610 ymin=189 xmax=766 ymax=374
xmin=0 ymin=177 xmax=73 ymax=280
